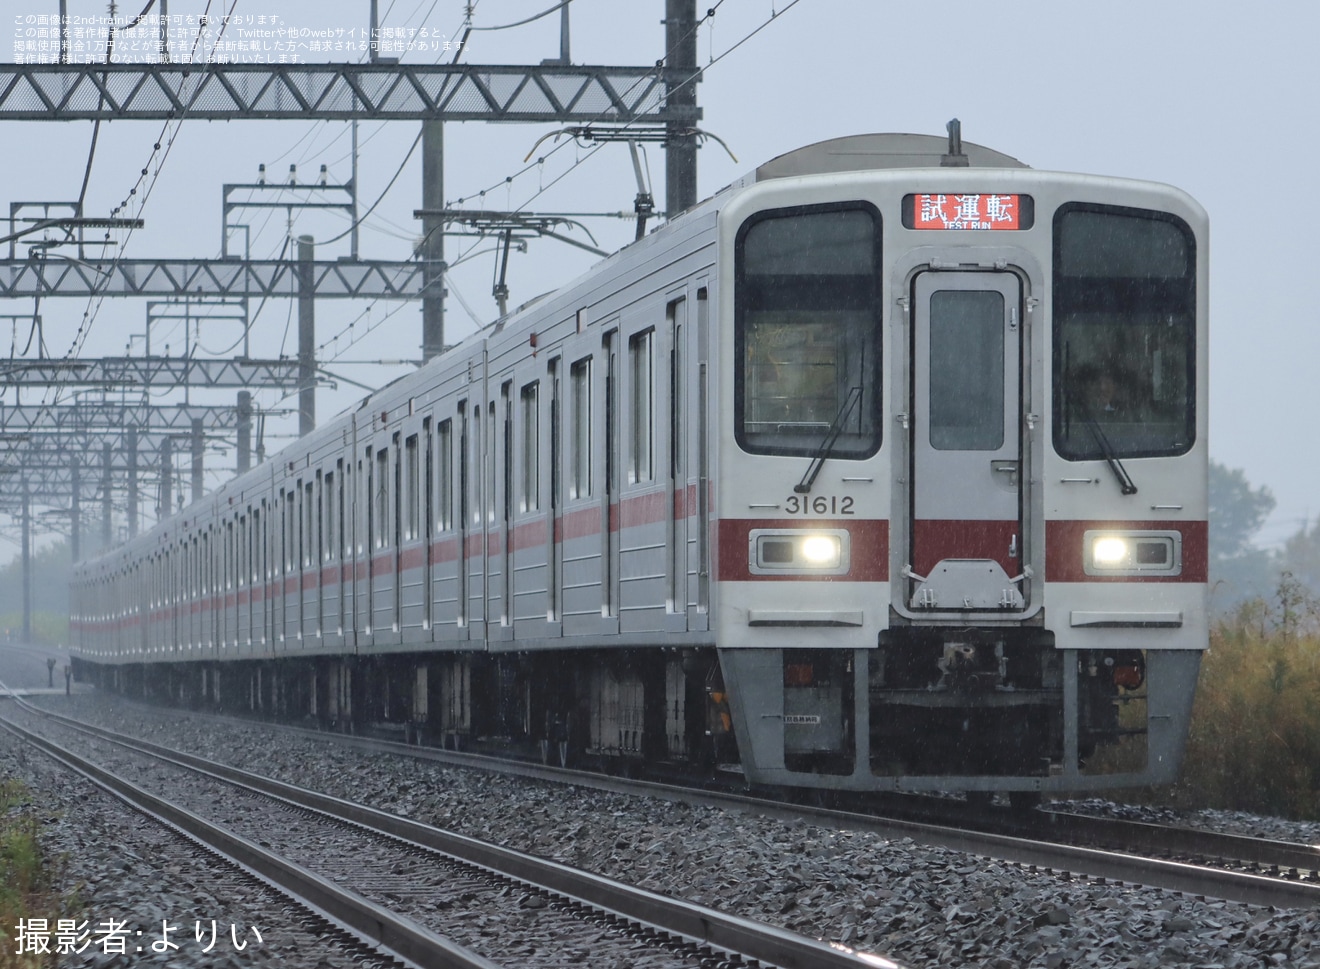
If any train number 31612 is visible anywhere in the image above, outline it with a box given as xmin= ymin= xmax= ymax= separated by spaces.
xmin=783 ymin=495 xmax=855 ymax=515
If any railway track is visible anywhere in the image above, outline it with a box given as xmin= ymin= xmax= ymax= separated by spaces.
xmin=0 ymin=692 xmax=902 ymax=969
xmin=33 ymin=694 xmax=1320 ymax=911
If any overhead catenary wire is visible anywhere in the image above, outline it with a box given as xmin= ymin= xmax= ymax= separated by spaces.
xmin=243 ymin=0 xmax=748 ymax=366
xmin=77 ymin=0 xmax=161 ymax=210
xmin=322 ymin=0 xmax=805 ymax=362
xmin=31 ymin=0 xmax=806 ymax=473
xmin=181 ymin=0 xmax=472 ymax=407
xmin=49 ymin=0 xmax=240 ymax=421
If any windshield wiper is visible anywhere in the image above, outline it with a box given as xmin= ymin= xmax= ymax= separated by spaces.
xmin=1085 ymin=417 xmax=1138 ymax=495
xmin=794 ymin=386 xmax=862 ymax=495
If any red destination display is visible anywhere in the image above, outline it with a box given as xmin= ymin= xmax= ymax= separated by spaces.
xmin=911 ymin=193 xmax=1022 ymax=230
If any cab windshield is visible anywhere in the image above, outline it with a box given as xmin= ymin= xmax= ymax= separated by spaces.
xmin=734 ymin=203 xmax=882 ymax=457
xmin=1053 ymin=204 xmax=1196 ymax=460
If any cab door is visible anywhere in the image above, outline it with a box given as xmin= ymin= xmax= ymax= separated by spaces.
xmin=909 ymin=270 xmax=1025 ymax=610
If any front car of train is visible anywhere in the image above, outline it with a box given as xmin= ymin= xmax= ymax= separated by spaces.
xmin=712 ymin=130 xmax=1208 ymax=796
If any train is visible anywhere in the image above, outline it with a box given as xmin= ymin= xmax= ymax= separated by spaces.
xmin=70 ymin=127 xmax=1209 ymax=801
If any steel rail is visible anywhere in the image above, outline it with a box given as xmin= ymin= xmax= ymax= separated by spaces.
xmin=146 ymin=706 xmax=1320 ymax=910
xmin=1032 ymin=809 xmax=1320 ymax=879
xmin=10 ymin=700 xmax=903 ymax=969
xmin=0 ymin=707 xmax=503 ymax=969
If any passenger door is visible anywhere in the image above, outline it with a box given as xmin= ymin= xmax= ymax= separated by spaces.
xmin=909 ymin=270 xmax=1025 ymax=610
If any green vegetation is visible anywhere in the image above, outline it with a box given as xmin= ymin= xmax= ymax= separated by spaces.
xmin=0 ymin=614 xmax=68 ymax=650
xmin=0 ymin=780 xmax=69 ymax=969
xmin=1172 ymin=575 xmax=1320 ymax=819
xmin=0 ymin=539 xmax=71 ymax=647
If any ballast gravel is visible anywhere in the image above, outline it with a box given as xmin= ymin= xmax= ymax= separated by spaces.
xmin=15 ymin=692 xmax=1320 ymax=969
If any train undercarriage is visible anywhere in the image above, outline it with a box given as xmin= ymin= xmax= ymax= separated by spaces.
xmin=72 ymin=637 xmax=1199 ymax=796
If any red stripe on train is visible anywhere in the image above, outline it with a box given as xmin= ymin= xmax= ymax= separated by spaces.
xmin=1044 ymin=519 xmax=1207 ymax=583
xmin=716 ymin=519 xmax=889 ymax=582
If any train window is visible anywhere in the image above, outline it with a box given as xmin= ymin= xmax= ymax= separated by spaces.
xmin=238 ymin=515 xmax=248 ymax=586
xmin=1053 ymin=203 xmax=1196 ymax=460
xmin=304 ymin=481 xmax=315 ymax=567
xmin=458 ymin=405 xmax=470 ymax=537
xmin=289 ymin=489 xmax=299 ymax=571
xmin=375 ymin=448 xmax=390 ymax=547
xmin=315 ymin=475 xmax=324 ymax=565
xmin=570 ymin=357 xmax=593 ymax=499
xmin=437 ymin=419 xmax=453 ymax=531
xmin=501 ymin=386 xmax=513 ymax=527
xmin=629 ymin=330 xmax=655 ymax=483
xmin=521 ymin=383 xmax=539 ymax=512
xmin=405 ymin=434 xmax=420 ymax=541
xmin=336 ymin=461 xmax=347 ymax=560
xmin=323 ymin=472 xmax=335 ymax=561
xmin=251 ymin=509 xmax=261 ymax=583
xmin=735 ymin=203 xmax=882 ymax=457
xmin=487 ymin=402 xmax=497 ymax=524
xmin=929 ymin=290 xmax=1005 ymax=450
xmin=470 ymin=406 xmax=483 ymax=525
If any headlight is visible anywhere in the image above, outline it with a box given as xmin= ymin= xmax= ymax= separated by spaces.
xmin=1084 ymin=530 xmax=1182 ymax=576
xmin=800 ymin=535 xmax=842 ymax=567
xmin=1092 ymin=536 xmax=1130 ymax=566
xmin=749 ymin=529 xmax=850 ymax=575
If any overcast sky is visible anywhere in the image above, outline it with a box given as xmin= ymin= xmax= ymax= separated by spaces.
xmin=2 ymin=0 xmax=1316 ymax=558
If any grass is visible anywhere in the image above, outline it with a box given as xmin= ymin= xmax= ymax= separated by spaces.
xmin=0 ymin=780 xmax=71 ymax=969
xmin=0 ymin=615 xmax=69 ymax=649
xmin=1168 ymin=574 xmax=1320 ymax=819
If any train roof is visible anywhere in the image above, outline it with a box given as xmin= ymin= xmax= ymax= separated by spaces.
xmin=752 ymin=132 xmax=1030 ymax=180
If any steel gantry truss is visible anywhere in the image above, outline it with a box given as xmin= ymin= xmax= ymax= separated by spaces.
xmin=0 ymin=62 xmax=691 ymax=123
xmin=0 ymin=400 xmax=285 ymax=432
xmin=0 ymin=356 xmax=303 ymax=389
xmin=0 ymin=256 xmax=432 ymax=299
xmin=2 ymin=3 xmax=705 ymax=574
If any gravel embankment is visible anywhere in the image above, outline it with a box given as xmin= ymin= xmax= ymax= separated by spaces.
xmin=0 ymin=722 xmax=413 ymax=968
xmin=14 ymin=689 xmax=1320 ymax=969
xmin=9 ymin=706 xmax=730 ymax=969
xmin=1049 ymin=797 xmax=1320 ymax=846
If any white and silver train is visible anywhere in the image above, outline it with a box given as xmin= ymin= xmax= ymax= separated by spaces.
xmin=71 ymin=130 xmax=1208 ymax=798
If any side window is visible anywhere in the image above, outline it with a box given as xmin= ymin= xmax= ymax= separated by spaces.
xmin=375 ymin=448 xmax=390 ymax=548
xmin=471 ymin=406 xmax=483 ymax=525
xmin=521 ymin=382 xmax=540 ymax=512
xmin=304 ymin=481 xmax=315 ymax=567
xmin=1053 ymin=204 xmax=1196 ymax=459
xmin=437 ymin=419 xmax=453 ymax=531
xmin=487 ymin=402 xmax=497 ymax=524
xmin=629 ymin=329 xmax=654 ymax=483
xmin=735 ymin=203 xmax=882 ymax=457
xmin=238 ymin=515 xmax=248 ymax=586
xmin=283 ymin=491 xmax=294 ymax=572
xmin=570 ymin=357 xmax=592 ymax=499
xmin=405 ymin=434 xmax=420 ymax=542
xmin=323 ymin=472 xmax=335 ymax=561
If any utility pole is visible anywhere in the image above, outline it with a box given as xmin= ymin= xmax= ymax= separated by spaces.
xmin=191 ymin=417 xmax=204 ymax=504
xmin=297 ymin=235 xmax=316 ymax=436
xmin=70 ymin=456 xmax=81 ymax=562
xmin=421 ymin=121 xmax=445 ymax=361
xmin=237 ymin=391 xmax=252 ymax=474
xmin=160 ymin=436 xmax=173 ymax=518
xmin=21 ymin=480 xmax=32 ymax=643
xmin=665 ymin=0 xmax=699 ymax=215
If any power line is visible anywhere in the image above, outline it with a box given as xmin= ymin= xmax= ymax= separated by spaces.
xmin=55 ymin=0 xmax=238 ymax=391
